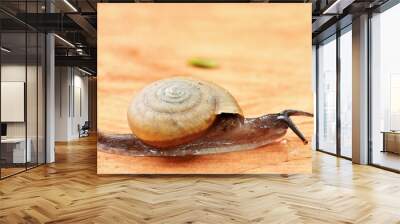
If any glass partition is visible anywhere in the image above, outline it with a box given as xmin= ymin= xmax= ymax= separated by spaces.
xmin=0 ymin=3 xmax=46 ymax=179
xmin=1 ymin=31 xmax=28 ymax=177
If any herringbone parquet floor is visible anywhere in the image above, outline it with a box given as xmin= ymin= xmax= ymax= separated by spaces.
xmin=1 ymin=135 xmax=400 ymax=224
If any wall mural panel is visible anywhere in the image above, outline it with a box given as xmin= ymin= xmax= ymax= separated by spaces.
xmin=97 ymin=4 xmax=313 ymax=174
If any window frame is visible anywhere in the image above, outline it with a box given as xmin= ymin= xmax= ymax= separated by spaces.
xmin=315 ymin=23 xmax=353 ymax=161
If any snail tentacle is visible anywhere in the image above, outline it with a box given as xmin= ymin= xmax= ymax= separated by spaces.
xmin=276 ymin=110 xmax=313 ymax=144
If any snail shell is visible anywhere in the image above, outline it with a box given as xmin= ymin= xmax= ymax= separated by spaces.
xmin=127 ymin=77 xmax=243 ymax=148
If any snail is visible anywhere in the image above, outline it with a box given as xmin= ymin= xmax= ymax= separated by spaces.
xmin=98 ymin=77 xmax=313 ymax=156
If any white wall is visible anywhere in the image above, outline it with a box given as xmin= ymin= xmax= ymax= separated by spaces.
xmin=72 ymin=73 xmax=89 ymax=137
xmin=55 ymin=66 xmax=70 ymax=141
xmin=1 ymin=63 xmax=46 ymax=164
xmin=1 ymin=65 xmax=26 ymax=138
xmin=54 ymin=67 xmax=89 ymax=141
xmin=1 ymin=65 xmax=37 ymax=138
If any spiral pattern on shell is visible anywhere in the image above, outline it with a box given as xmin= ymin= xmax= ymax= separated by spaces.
xmin=127 ymin=77 xmax=242 ymax=148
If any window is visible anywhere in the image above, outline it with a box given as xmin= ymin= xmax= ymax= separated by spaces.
xmin=317 ymin=35 xmax=337 ymax=154
xmin=339 ymin=27 xmax=352 ymax=158
xmin=370 ymin=3 xmax=400 ymax=171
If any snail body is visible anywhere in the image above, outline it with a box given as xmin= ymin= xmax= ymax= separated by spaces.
xmin=99 ymin=77 xmax=313 ymax=156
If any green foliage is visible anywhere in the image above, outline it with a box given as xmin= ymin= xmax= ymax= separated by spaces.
xmin=188 ymin=57 xmax=218 ymax=69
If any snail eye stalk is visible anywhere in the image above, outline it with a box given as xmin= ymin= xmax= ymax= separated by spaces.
xmin=278 ymin=110 xmax=313 ymax=144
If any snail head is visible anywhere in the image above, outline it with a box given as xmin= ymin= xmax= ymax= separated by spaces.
xmin=276 ymin=110 xmax=313 ymax=144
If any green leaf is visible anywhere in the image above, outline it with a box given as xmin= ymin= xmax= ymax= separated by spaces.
xmin=188 ymin=57 xmax=218 ymax=69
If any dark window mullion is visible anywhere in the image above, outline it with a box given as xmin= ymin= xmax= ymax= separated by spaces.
xmin=36 ymin=0 xmax=39 ymax=167
xmin=316 ymin=44 xmax=320 ymax=151
xmin=336 ymin=28 xmax=341 ymax=157
xmin=44 ymin=0 xmax=48 ymax=165
xmin=367 ymin=11 xmax=373 ymax=165
xmin=24 ymin=0 xmax=28 ymax=171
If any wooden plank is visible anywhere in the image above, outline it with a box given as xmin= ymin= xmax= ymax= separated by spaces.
xmin=2 ymin=137 xmax=400 ymax=223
